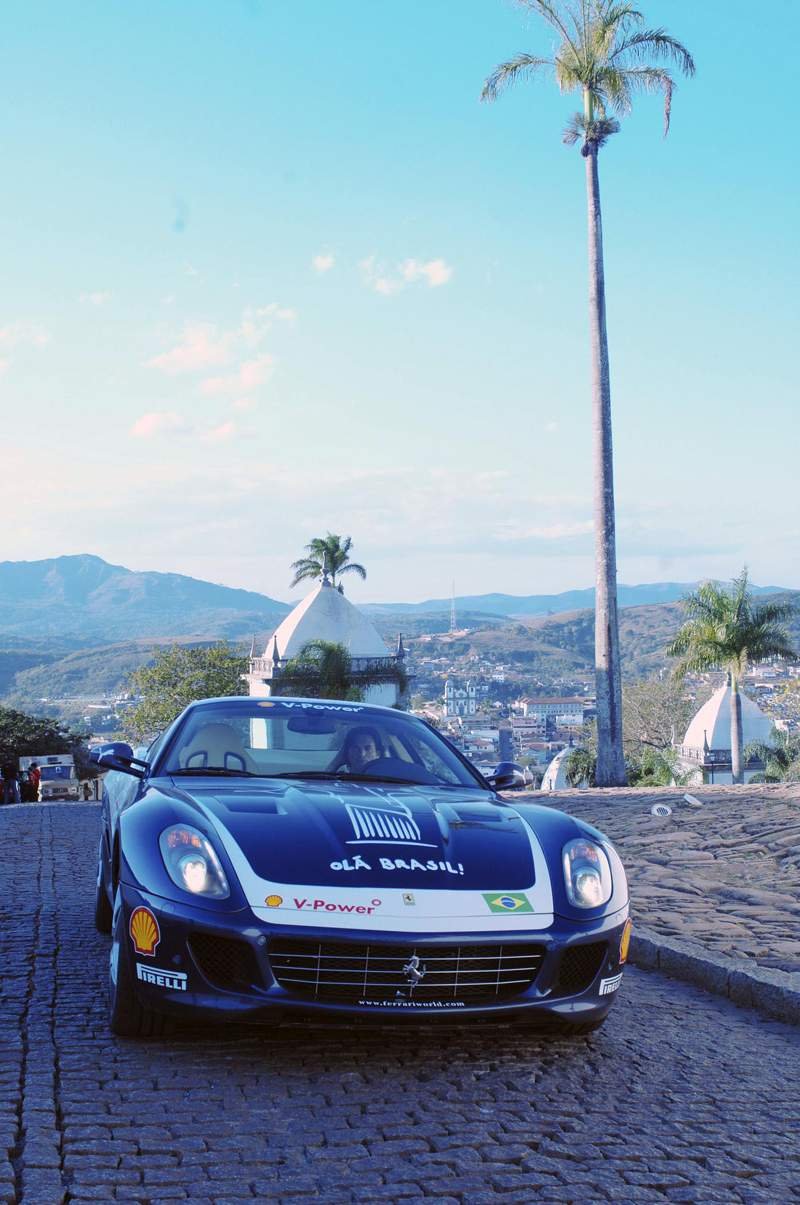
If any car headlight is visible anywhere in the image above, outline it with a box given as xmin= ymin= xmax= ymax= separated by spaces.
xmin=562 ymin=837 xmax=612 ymax=908
xmin=159 ymin=825 xmax=230 ymax=898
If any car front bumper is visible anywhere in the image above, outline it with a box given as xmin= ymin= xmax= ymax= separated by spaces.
xmin=118 ymin=881 xmax=630 ymax=1025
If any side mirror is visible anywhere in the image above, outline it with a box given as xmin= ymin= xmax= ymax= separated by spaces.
xmin=486 ymin=761 xmax=525 ymax=791
xmin=90 ymin=742 xmax=149 ymax=780
xmin=485 ymin=770 xmax=519 ymax=791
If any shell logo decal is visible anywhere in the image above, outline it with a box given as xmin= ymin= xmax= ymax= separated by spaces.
xmin=129 ymin=906 xmax=161 ymax=956
xmin=619 ymin=918 xmax=632 ymax=965
xmin=265 ymin=894 xmax=283 ymax=907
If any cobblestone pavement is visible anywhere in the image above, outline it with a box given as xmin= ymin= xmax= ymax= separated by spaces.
xmin=1 ymin=803 xmax=799 ymax=1205
xmin=520 ymin=786 xmax=800 ymax=976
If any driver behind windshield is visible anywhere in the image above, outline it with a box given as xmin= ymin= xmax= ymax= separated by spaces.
xmin=338 ymin=726 xmax=384 ymax=774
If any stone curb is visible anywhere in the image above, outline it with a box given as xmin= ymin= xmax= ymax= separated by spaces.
xmin=629 ymin=925 xmax=800 ymax=1027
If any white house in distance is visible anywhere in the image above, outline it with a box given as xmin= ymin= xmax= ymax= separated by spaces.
xmin=245 ymin=579 xmax=407 ymax=708
xmin=674 ymin=682 xmax=774 ymax=784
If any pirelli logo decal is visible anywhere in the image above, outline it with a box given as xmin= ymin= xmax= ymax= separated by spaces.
xmin=599 ymin=973 xmax=623 ymax=996
xmin=136 ymin=963 xmax=188 ymax=992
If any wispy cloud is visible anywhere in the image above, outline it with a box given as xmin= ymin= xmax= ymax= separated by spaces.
xmin=149 ymin=305 xmax=293 ymax=381
xmin=201 ymin=353 xmax=275 ymax=396
xmin=130 ymin=411 xmax=187 ymax=438
xmin=312 ymin=252 xmax=335 ymax=273
xmin=360 ymin=255 xmax=453 ymax=295
xmin=0 ymin=322 xmax=49 ymax=350
xmin=400 ymin=258 xmax=452 ymax=288
xmin=79 ymin=291 xmax=112 ymax=307
xmin=240 ymin=304 xmax=296 ymax=347
xmin=147 ymin=323 xmax=232 ymax=375
xmin=201 ymin=421 xmax=237 ymax=443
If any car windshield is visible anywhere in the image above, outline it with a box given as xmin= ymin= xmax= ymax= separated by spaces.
xmin=40 ymin=765 xmax=72 ymax=780
xmin=157 ymin=699 xmax=484 ymax=789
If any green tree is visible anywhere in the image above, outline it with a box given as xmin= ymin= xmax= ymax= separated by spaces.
xmin=280 ymin=640 xmax=407 ymax=702
xmin=126 ymin=642 xmax=247 ymax=741
xmin=482 ymin=2 xmax=694 ymax=785
xmin=626 ymin=745 xmax=690 ymax=787
xmin=0 ymin=706 xmax=94 ymax=777
xmin=667 ymin=571 xmax=798 ymax=783
xmin=290 ymin=534 xmax=366 ymax=592
xmin=622 ymin=675 xmax=698 ymax=759
xmin=564 ymin=745 xmax=596 ymax=787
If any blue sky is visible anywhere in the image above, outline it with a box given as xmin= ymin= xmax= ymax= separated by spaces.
xmin=2 ymin=0 xmax=797 ymax=603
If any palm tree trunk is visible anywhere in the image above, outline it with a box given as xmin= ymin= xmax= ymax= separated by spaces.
xmin=585 ymin=142 xmax=626 ymax=787
xmin=730 ymin=674 xmax=743 ymax=783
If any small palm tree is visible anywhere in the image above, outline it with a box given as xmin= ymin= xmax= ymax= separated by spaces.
xmin=290 ymin=533 xmax=367 ymax=592
xmin=667 ymin=571 xmax=798 ymax=783
xmin=482 ymin=2 xmax=694 ymax=786
xmin=564 ymin=746 xmax=596 ymax=787
xmin=280 ymin=639 xmax=406 ymax=702
xmin=743 ymin=732 xmax=800 ymax=784
xmin=281 ymin=640 xmax=361 ymax=700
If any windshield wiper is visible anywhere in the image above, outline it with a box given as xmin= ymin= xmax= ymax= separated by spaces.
xmin=169 ymin=767 xmax=258 ymax=777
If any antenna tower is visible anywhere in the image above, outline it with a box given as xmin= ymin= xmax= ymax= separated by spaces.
xmin=449 ymin=581 xmax=457 ymax=633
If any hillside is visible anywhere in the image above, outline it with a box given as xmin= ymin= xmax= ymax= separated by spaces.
xmin=0 ymin=555 xmax=289 ymax=642
xmin=412 ymin=591 xmax=800 ymax=684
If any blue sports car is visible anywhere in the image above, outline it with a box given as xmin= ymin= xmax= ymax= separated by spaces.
xmin=92 ymin=696 xmax=631 ymax=1037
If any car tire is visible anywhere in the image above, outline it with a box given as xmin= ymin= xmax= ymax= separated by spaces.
xmin=108 ymin=890 xmax=173 ymax=1038
xmin=94 ymin=838 xmax=113 ymax=934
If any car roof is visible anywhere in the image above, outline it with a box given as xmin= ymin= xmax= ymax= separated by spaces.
xmin=182 ymin=695 xmax=412 ymax=719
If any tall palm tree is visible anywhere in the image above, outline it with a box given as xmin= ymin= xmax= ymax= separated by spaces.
xmin=482 ymin=1 xmax=694 ymax=785
xmin=290 ymin=533 xmax=367 ymax=592
xmin=667 ymin=571 xmax=797 ymax=783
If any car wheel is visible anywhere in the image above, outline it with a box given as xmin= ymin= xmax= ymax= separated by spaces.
xmin=108 ymin=890 xmax=173 ymax=1038
xmin=94 ymin=837 xmax=113 ymax=934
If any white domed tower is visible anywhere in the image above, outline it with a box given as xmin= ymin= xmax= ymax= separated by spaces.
xmin=675 ymin=682 xmax=774 ymax=784
xmin=246 ymin=579 xmax=408 ymax=708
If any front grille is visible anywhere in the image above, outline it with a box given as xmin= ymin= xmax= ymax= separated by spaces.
xmin=552 ymin=941 xmax=608 ymax=996
xmin=268 ymin=939 xmax=545 ymax=1004
xmin=189 ymin=933 xmax=262 ymax=991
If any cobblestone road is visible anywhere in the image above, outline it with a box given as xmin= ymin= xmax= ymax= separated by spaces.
xmin=1 ymin=804 xmax=799 ymax=1205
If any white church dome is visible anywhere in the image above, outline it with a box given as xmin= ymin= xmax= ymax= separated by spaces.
xmin=266 ymin=580 xmax=389 ymax=661
xmin=682 ymin=683 xmax=774 ymax=751
xmin=542 ymin=748 xmax=571 ymax=791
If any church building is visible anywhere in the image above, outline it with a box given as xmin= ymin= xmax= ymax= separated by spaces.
xmin=674 ymin=681 xmax=774 ymax=784
xmin=245 ymin=579 xmax=408 ymax=708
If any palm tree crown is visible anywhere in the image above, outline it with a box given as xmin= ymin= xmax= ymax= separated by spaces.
xmin=482 ymin=1 xmax=695 ymax=150
xmin=290 ymin=533 xmax=367 ymax=592
xmin=667 ymin=571 xmax=797 ymax=681
xmin=667 ymin=569 xmax=797 ymax=783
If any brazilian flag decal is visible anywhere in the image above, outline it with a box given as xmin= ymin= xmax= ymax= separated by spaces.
xmin=483 ymin=892 xmax=534 ymax=914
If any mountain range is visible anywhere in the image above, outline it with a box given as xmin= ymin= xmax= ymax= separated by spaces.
xmin=0 ymin=555 xmax=791 ymax=643
xmin=0 ymin=556 xmax=796 ymax=716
